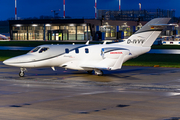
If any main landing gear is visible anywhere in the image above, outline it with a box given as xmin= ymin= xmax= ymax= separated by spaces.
xmin=87 ymin=69 xmax=103 ymax=76
xmin=94 ymin=69 xmax=103 ymax=76
xmin=19 ymin=68 xmax=27 ymax=77
xmin=87 ymin=70 xmax=93 ymax=74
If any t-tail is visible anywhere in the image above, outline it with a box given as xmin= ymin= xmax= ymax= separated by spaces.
xmin=125 ymin=18 xmax=171 ymax=47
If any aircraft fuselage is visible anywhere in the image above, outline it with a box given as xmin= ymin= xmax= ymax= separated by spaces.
xmin=3 ymin=43 xmax=150 ymax=70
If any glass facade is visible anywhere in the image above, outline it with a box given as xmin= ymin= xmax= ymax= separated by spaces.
xmin=99 ymin=25 xmax=136 ymax=39
xmin=99 ymin=26 xmax=116 ymax=38
xmin=11 ymin=24 xmax=91 ymax=41
xmin=28 ymin=26 xmax=43 ymax=40
xmin=13 ymin=26 xmax=28 ymax=40
xmin=10 ymin=20 xmax=145 ymax=41
xmin=69 ymin=26 xmax=76 ymax=40
xmin=119 ymin=27 xmax=131 ymax=37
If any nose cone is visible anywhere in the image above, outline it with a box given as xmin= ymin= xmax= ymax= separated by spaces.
xmin=3 ymin=56 xmax=21 ymax=66
xmin=3 ymin=59 xmax=12 ymax=65
xmin=3 ymin=54 xmax=35 ymax=67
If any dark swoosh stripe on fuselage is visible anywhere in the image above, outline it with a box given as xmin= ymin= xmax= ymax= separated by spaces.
xmin=103 ymin=48 xmax=129 ymax=53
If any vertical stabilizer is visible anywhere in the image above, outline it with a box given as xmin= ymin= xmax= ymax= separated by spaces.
xmin=125 ymin=18 xmax=171 ymax=47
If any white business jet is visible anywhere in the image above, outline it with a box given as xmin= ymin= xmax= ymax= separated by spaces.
xmin=3 ymin=18 xmax=171 ymax=77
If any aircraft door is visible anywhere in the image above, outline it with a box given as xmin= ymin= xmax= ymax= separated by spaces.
xmin=52 ymin=33 xmax=55 ymax=40
xmin=53 ymin=30 xmax=63 ymax=41
xmin=48 ymin=30 xmax=63 ymax=41
xmin=57 ymin=33 xmax=62 ymax=40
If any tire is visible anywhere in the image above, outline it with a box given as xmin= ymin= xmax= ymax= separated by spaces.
xmin=19 ymin=72 xmax=24 ymax=77
xmin=95 ymin=70 xmax=103 ymax=76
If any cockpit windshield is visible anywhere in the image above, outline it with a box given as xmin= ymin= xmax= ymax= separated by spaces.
xmin=29 ymin=47 xmax=49 ymax=53
xmin=39 ymin=47 xmax=49 ymax=53
xmin=29 ymin=47 xmax=41 ymax=53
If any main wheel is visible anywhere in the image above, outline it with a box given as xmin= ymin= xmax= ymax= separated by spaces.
xmin=19 ymin=71 xmax=25 ymax=77
xmin=94 ymin=69 xmax=103 ymax=76
xmin=97 ymin=71 xmax=103 ymax=76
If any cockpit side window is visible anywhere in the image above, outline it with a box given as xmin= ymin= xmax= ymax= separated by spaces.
xmin=29 ymin=47 xmax=41 ymax=53
xmin=39 ymin=47 xmax=49 ymax=53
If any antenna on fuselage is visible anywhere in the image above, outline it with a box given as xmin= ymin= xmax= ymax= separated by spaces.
xmin=85 ymin=41 xmax=89 ymax=45
xmin=103 ymin=41 xmax=107 ymax=44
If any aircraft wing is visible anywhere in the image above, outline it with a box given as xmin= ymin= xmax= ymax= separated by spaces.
xmin=80 ymin=49 xmax=130 ymax=70
xmin=80 ymin=58 xmax=117 ymax=70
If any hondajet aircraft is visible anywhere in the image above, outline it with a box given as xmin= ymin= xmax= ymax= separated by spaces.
xmin=3 ymin=18 xmax=171 ymax=77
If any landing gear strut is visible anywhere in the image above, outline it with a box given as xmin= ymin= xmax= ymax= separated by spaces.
xmin=94 ymin=69 xmax=103 ymax=76
xmin=87 ymin=70 xmax=93 ymax=74
xmin=19 ymin=68 xmax=26 ymax=77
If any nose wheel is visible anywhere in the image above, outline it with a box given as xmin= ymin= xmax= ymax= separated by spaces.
xmin=19 ymin=71 xmax=25 ymax=77
xmin=19 ymin=68 xmax=26 ymax=77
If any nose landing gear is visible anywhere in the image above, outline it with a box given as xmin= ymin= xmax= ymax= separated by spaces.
xmin=19 ymin=68 xmax=27 ymax=77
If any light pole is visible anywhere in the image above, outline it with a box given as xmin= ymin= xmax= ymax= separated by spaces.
xmin=139 ymin=3 xmax=141 ymax=11
xmin=119 ymin=0 xmax=121 ymax=11
xmin=63 ymin=0 xmax=65 ymax=19
xmin=95 ymin=0 xmax=97 ymax=19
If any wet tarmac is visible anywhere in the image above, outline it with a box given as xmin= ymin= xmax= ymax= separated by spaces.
xmin=0 ymin=62 xmax=180 ymax=120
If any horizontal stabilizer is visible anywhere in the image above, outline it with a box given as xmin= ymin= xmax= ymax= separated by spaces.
xmin=149 ymin=24 xmax=177 ymax=27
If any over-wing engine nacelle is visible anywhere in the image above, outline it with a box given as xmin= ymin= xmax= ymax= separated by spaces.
xmin=99 ymin=48 xmax=130 ymax=70
xmin=101 ymin=48 xmax=129 ymax=59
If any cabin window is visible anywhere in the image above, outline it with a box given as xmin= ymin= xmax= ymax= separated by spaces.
xmin=29 ymin=47 xmax=41 ymax=53
xmin=75 ymin=48 xmax=79 ymax=53
xmin=85 ymin=48 xmax=89 ymax=53
xmin=39 ymin=47 xmax=49 ymax=53
xmin=65 ymin=48 xmax=69 ymax=53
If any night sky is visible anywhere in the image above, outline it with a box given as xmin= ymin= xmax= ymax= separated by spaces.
xmin=0 ymin=0 xmax=179 ymax=20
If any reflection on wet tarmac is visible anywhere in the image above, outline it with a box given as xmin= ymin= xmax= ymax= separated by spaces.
xmin=1 ymin=62 xmax=180 ymax=119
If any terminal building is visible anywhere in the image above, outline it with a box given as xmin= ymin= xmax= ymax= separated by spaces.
xmin=9 ymin=19 xmax=146 ymax=41
xmin=8 ymin=9 xmax=177 ymax=41
xmin=9 ymin=19 xmax=92 ymax=41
